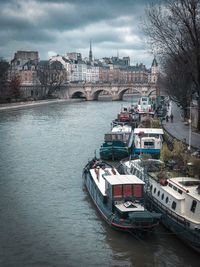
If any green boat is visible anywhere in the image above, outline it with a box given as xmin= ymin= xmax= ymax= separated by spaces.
xmin=100 ymin=124 xmax=134 ymax=160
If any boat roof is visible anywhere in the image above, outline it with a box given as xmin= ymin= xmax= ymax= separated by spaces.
xmin=134 ymin=128 xmax=164 ymax=134
xmin=168 ymin=177 xmax=200 ymax=200
xmin=104 ymin=174 xmax=145 ymax=186
xmin=111 ymin=125 xmax=132 ymax=133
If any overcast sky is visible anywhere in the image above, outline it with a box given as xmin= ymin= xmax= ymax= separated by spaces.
xmin=0 ymin=0 xmax=160 ymax=67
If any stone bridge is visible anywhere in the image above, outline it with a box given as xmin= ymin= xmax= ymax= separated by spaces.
xmin=57 ymin=82 xmax=159 ymax=101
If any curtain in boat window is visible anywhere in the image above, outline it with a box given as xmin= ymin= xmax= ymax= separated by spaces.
xmin=113 ymin=185 xmax=122 ymax=197
xmin=133 ymin=184 xmax=143 ymax=197
xmin=123 ymin=184 xmax=132 ymax=197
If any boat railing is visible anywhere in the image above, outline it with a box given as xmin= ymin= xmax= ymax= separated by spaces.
xmin=147 ymin=193 xmax=191 ymax=228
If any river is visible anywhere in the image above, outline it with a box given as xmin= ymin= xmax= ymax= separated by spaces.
xmin=0 ymin=97 xmax=199 ymax=267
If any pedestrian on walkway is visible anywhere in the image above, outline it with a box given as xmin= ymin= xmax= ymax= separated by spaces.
xmin=170 ymin=114 xmax=174 ymax=122
xmin=166 ymin=115 xmax=169 ymax=122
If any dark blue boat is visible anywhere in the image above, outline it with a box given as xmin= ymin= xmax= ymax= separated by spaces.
xmin=82 ymin=158 xmax=161 ymax=232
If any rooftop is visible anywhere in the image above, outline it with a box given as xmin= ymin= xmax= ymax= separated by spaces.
xmin=104 ymin=174 xmax=145 ymax=185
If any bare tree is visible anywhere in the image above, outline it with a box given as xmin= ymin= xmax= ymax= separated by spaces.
xmin=37 ymin=60 xmax=67 ymax=98
xmin=158 ymin=54 xmax=192 ymax=119
xmin=9 ymin=75 xmax=21 ymax=99
xmin=144 ymin=0 xmax=200 ymax=130
xmin=0 ymin=58 xmax=9 ymax=101
xmin=48 ymin=61 xmax=66 ymax=97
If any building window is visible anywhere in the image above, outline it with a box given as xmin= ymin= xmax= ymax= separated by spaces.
xmin=171 ymin=201 xmax=176 ymax=210
xmin=165 ymin=197 xmax=169 ymax=204
xmin=190 ymin=200 xmax=197 ymax=213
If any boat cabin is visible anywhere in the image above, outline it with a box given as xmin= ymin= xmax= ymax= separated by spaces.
xmin=104 ymin=174 xmax=145 ymax=217
xmin=133 ymin=128 xmax=164 ymax=155
xmin=104 ymin=125 xmax=133 ymax=144
xmin=165 ymin=178 xmax=200 ymax=225
xmin=137 ymin=96 xmax=154 ymax=114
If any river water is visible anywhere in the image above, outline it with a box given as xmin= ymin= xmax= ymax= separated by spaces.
xmin=0 ymin=97 xmax=199 ymax=267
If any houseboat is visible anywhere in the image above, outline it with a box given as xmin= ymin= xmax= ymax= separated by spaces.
xmin=100 ymin=124 xmax=134 ymax=160
xmin=133 ymin=128 xmax=164 ymax=157
xmin=136 ymin=96 xmax=154 ymax=115
xmin=82 ymin=158 xmax=161 ymax=232
xmin=120 ymin=158 xmax=200 ymax=253
xmin=113 ymin=105 xmax=139 ymax=128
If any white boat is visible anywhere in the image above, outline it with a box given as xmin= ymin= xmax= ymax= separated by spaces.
xmin=137 ymin=96 xmax=154 ymax=115
xmin=120 ymin=158 xmax=200 ymax=253
xmin=133 ymin=128 xmax=164 ymax=157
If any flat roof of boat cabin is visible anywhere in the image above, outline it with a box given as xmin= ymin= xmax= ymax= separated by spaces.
xmin=105 ymin=174 xmax=145 ymax=185
xmin=134 ymin=128 xmax=164 ymax=134
xmin=111 ymin=126 xmax=132 ymax=133
xmin=169 ymin=177 xmax=200 ymax=200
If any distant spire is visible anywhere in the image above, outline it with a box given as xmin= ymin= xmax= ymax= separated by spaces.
xmin=117 ymin=49 xmax=119 ymax=58
xmin=152 ymin=57 xmax=158 ymax=67
xmin=89 ymin=40 xmax=92 ymax=62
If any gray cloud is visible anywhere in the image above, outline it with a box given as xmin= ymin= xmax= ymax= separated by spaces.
xmin=0 ymin=0 xmax=161 ymax=66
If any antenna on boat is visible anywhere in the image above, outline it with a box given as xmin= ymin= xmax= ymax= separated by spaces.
xmin=94 ymin=150 xmax=97 ymax=159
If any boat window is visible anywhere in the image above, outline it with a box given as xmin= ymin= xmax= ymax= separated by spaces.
xmin=150 ymin=185 xmax=153 ymax=192
xmin=190 ymin=200 xmax=197 ymax=213
xmin=157 ymin=190 xmax=160 ymax=197
xmin=123 ymin=184 xmax=132 ymax=197
xmin=168 ymin=183 xmax=172 ymax=188
xmin=161 ymin=193 xmax=164 ymax=200
xmin=153 ymin=187 xmax=156 ymax=194
xmin=173 ymin=186 xmax=177 ymax=191
xmin=105 ymin=134 xmax=112 ymax=141
xmin=113 ymin=185 xmax=122 ymax=198
xmin=144 ymin=141 xmax=154 ymax=147
xmin=171 ymin=201 xmax=176 ymax=210
xmin=178 ymin=189 xmax=183 ymax=194
xmin=133 ymin=184 xmax=143 ymax=198
xmin=165 ymin=197 xmax=169 ymax=203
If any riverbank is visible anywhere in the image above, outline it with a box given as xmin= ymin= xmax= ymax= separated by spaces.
xmin=162 ymin=102 xmax=200 ymax=150
xmin=0 ymin=98 xmax=76 ymax=111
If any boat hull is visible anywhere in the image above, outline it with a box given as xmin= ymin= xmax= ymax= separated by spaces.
xmin=146 ymin=194 xmax=200 ymax=253
xmin=100 ymin=146 xmax=129 ymax=160
xmin=134 ymin=148 xmax=161 ymax=154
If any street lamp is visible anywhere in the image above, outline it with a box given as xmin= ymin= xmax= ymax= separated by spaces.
xmin=188 ymin=103 xmax=192 ymax=151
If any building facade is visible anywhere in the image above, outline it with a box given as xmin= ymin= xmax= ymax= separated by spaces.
xmin=7 ymin=49 xmax=159 ymax=99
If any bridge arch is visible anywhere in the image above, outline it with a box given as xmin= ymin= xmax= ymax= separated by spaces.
xmin=71 ymin=90 xmax=86 ymax=99
xmin=117 ymin=87 xmax=142 ymax=100
xmin=89 ymin=88 xmax=111 ymax=100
